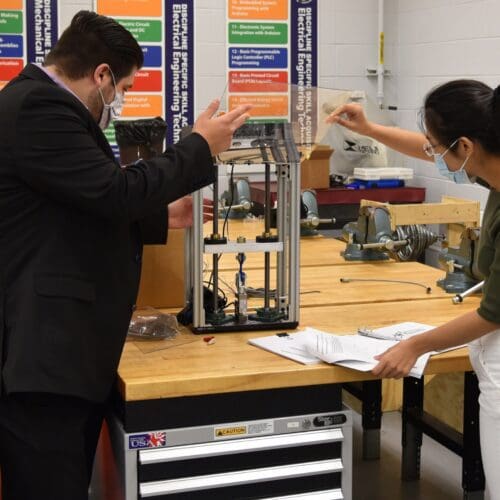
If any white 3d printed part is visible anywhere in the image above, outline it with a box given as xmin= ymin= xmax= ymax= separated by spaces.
xmin=353 ymin=167 xmax=414 ymax=181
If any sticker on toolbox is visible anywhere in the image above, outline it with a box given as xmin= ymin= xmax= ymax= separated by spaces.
xmin=248 ymin=421 xmax=274 ymax=435
xmin=128 ymin=431 xmax=167 ymax=449
xmin=215 ymin=425 xmax=247 ymax=439
xmin=214 ymin=420 xmax=273 ymax=439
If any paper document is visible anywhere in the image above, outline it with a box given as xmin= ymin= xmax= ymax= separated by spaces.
xmin=358 ymin=322 xmax=434 ymax=341
xmin=248 ymin=330 xmax=323 ymax=365
xmin=248 ymin=322 xmax=462 ymax=378
xmin=359 ymin=322 xmax=466 ymax=354
xmin=249 ymin=327 xmax=429 ymax=376
xmin=304 ymin=328 xmax=430 ymax=378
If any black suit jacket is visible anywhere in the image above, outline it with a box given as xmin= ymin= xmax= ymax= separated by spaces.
xmin=0 ymin=64 xmax=215 ymax=401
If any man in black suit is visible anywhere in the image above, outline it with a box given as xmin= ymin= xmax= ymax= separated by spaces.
xmin=0 ymin=11 xmax=250 ymax=500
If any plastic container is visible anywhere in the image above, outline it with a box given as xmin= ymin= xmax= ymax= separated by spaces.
xmin=352 ymin=167 xmax=413 ymax=181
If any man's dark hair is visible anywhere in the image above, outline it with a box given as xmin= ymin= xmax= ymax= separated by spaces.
xmin=44 ymin=10 xmax=143 ymax=81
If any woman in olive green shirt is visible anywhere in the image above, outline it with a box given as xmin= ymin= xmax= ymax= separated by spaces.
xmin=327 ymin=80 xmax=500 ymax=498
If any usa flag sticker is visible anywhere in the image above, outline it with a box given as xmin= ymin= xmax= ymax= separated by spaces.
xmin=128 ymin=431 xmax=167 ymax=450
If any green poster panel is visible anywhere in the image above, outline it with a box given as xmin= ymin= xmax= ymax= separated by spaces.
xmin=228 ymin=22 xmax=288 ymax=45
xmin=117 ymin=19 xmax=162 ymax=42
xmin=104 ymin=125 xmax=116 ymax=144
xmin=0 ymin=10 xmax=23 ymax=34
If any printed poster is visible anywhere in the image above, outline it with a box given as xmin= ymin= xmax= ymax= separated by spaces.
xmin=96 ymin=0 xmax=194 ymax=155
xmin=0 ymin=0 xmax=24 ymax=90
xmin=226 ymin=0 xmax=318 ymax=145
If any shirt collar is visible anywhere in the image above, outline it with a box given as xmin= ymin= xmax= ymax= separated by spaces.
xmin=37 ymin=64 xmax=88 ymax=108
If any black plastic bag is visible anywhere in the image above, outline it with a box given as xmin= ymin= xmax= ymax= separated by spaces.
xmin=114 ymin=117 xmax=167 ymax=162
xmin=114 ymin=117 xmax=167 ymax=147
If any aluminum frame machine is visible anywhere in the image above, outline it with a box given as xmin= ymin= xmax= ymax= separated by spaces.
xmin=184 ymin=122 xmax=301 ymax=333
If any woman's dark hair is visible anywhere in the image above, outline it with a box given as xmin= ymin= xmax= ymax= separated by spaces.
xmin=44 ymin=11 xmax=143 ymax=81
xmin=423 ymin=79 xmax=500 ymax=155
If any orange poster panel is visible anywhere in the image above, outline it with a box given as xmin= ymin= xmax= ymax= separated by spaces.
xmin=122 ymin=94 xmax=163 ymax=118
xmin=97 ymin=0 xmax=162 ymax=18
xmin=229 ymin=0 xmax=287 ymax=20
xmin=0 ymin=82 xmax=7 ymax=91
xmin=3 ymin=0 xmax=23 ymax=9
xmin=229 ymin=94 xmax=288 ymax=117
xmin=229 ymin=71 xmax=288 ymax=93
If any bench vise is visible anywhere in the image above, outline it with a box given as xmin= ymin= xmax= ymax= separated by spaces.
xmin=220 ymin=178 xmax=253 ymax=219
xmin=342 ymin=205 xmax=439 ymax=262
xmin=342 ymin=197 xmax=480 ymax=263
xmin=437 ymin=227 xmax=484 ymax=293
xmin=300 ymin=189 xmax=336 ymax=236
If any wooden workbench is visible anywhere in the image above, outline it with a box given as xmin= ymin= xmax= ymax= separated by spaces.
xmin=115 ymin=219 xmax=484 ymax=499
xmin=117 ymin=294 xmax=483 ymax=498
xmin=204 ymin=218 xmax=365 ymax=270
xmin=118 ymin=297 xmax=477 ymax=402
xmin=217 ymin=261 xmax=449 ymax=308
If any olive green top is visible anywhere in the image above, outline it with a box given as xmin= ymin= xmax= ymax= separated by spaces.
xmin=477 ymin=189 xmax=500 ymax=324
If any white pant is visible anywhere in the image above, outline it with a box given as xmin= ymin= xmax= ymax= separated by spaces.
xmin=469 ymin=330 xmax=500 ymax=500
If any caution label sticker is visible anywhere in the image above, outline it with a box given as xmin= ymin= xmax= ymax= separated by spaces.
xmin=214 ymin=425 xmax=247 ymax=439
xmin=214 ymin=420 xmax=274 ymax=440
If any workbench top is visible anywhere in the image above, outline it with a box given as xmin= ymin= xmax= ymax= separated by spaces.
xmin=205 ymin=219 xmax=356 ymax=270
xmin=218 ymin=261 xmax=450 ymax=308
xmin=118 ymin=297 xmax=478 ymax=402
xmin=121 ymin=219 xmax=477 ymax=404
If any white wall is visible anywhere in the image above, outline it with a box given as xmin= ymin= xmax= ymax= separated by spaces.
xmin=59 ymin=0 xmax=495 ymax=208
xmin=396 ymin=0 xmax=497 ymax=208
xmin=319 ymin=0 xmax=398 ymax=108
xmin=316 ymin=0 xmax=496 ymax=213
xmin=59 ymin=1 xmax=392 ymax=120
xmin=58 ymin=1 xmax=91 ymax=31
xmin=193 ymin=0 xmax=397 ymax=116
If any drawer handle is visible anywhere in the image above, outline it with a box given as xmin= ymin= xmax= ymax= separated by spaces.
xmin=261 ymin=489 xmax=343 ymax=500
xmin=140 ymin=428 xmax=343 ymax=464
xmin=139 ymin=458 xmax=343 ymax=497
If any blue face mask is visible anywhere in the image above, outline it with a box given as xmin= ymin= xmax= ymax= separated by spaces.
xmin=433 ymin=139 xmax=472 ymax=184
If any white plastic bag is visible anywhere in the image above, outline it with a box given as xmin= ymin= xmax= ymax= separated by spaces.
xmin=322 ymin=91 xmax=389 ymax=176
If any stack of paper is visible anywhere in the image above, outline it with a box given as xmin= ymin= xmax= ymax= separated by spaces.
xmin=248 ymin=329 xmax=326 ymax=366
xmin=248 ymin=322 xmax=447 ymax=378
xmin=304 ymin=328 xmax=430 ymax=378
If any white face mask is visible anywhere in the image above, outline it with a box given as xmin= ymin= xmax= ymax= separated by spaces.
xmin=431 ymin=139 xmax=473 ymax=184
xmin=98 ymin=68 xmax=124 ymax=130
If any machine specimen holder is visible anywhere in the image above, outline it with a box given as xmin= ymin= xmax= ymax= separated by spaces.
xmin=184 ymin=122 xmax=301 ymax=333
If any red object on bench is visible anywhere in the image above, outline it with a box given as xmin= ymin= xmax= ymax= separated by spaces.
xmin=250 ymin=183 xmax=426 ymax=206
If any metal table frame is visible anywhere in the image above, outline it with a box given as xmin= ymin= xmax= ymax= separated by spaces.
xmin=344 ymin=372 xmax=484 ymax=499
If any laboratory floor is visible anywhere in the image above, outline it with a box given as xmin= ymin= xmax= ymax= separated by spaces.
xmin=352 ymin=410 xmax=474 ymax=500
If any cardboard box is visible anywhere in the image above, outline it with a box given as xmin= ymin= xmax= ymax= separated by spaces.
xmin=136 ymin=228 xmax=185 ymax=309
xmin=300 ymin=145 xmax=333 ymax=189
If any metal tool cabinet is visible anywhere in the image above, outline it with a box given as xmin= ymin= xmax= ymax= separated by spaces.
xmin=104 ymin=386 xmax=352 ymax=500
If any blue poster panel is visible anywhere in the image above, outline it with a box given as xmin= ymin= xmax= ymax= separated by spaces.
xmin=165 ymin=0 xmax=194 ymax=144
xmin=0 ymin=34 xmax=23 ymax=58
xmin=142 ymin=45 xmax=162 ymax=67
xmin=229 ymin=47 xmax=288 ymax=69
xmin=290 ymin=0 xmax=318 ymax=148
xmin=26 ymin=0 xmax=58 ymax=64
